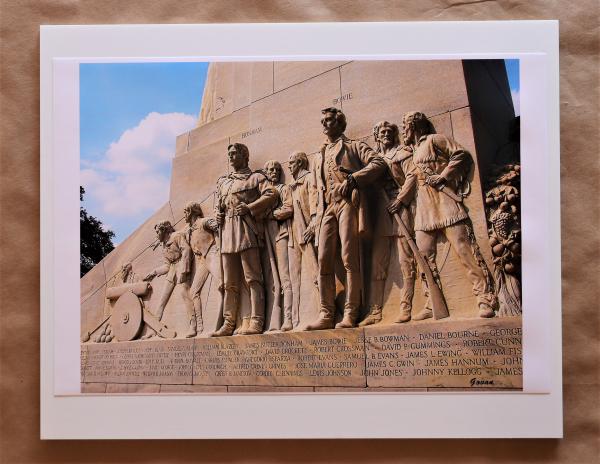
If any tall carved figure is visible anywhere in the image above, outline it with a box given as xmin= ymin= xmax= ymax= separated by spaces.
xmin=402 ymin=111 xmax=497 ymax=319
xmin=287 ymin=151 xmax=319 ymax=327
xmin=306 ymin=107 xmax=387 ymax=330
xmin=211 ymin=143 xmax=277 ymax=337
xmin=262 ymin=160 xmax=294 ymax=332
xmin=183 ymin=201 xmax=222 ymax=334
xmin=360 ymin=121 xmax=418 ymax=326
xmin=144 ymin=220 xmax=197 ymax=338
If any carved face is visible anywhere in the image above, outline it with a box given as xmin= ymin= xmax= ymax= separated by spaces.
xmin=321 ymin=111 xmax=343 ymax=139
xmin=228 ymin=146 xmax=248 ymax=170
xmin=402 ymin=119 xmax=415 ymax=145
xmin=183 ymin=208 xmax=193 ymax=224
xmin=288 ymin=157 xmax=303 ymax=178
xmin=264 ymin=161 xmax=282 ymax=183
xmin=378 ymin=125 xmax=396 ymax=149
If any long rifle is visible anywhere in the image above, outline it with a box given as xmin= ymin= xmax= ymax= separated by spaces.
xmin=392 ymin=213 xmax=449 ymax=320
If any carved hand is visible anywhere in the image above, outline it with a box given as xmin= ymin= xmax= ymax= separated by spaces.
xmin=178 ymin=272 xmax=188 ymax=284
xmin=426 ymin=174 xmax=446 ymax=188
xmin=337 ymin=179 xmax=355 ymax=199
xmin=143 ymin=271 xmax=156 ymax=282
xmin=215 ymin=211 xmax=225 ymax=226
xmin=303 ymin=220 xmax=315 ymax=243
xmin=235 ymin=202 xmax=250 ymax=216
xmin=387 ymin=198 xmax=404 ymax=214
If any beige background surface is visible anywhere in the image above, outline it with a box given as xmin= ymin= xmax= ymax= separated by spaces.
xmin=1 ymin=1 xmax=598 ymax=462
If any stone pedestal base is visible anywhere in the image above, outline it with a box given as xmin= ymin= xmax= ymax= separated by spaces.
xmin=82 ymin=316 xmax=522 ymax=393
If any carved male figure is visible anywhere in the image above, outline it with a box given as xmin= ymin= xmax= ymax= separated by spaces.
xmin=401 ymin=111 xmax=496 ymax=319
xmin=262 ymin=160 xmax=294 ymax=332
xmin=212 ymin=143 xmax=277 ymax=336
xmin=183 ymin=201 xmax=222 ymax=334
xmin=144 ymin=220 xmax=197 ymax=338
xmin=306 ymin=107 xmax=387 ymax=330
xmin=287 ymin=151 xmax=318 ymax=326
xmin=360 ymin=121 xmax=418 ymax=326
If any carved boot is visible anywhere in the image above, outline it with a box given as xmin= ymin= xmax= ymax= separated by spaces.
xmin=395 ymin=302 xmax=412 ymax=323
xmin=478 ymin=303 xmax=495 ymax=318
xmin=336 ymin=307 xmax=358 ymax=328
xmin=305 ymin=310 xmax=335 ymax=331
xmin=234 ymin=316 xmax=250 ymax=335
xmin=412 ymin=307 xmax=433 ymax=321
xmin=336 ymin=272 xmax=360 ymax=328
xmin=305 ymin=274 xmax=336 ymax=331
xmin=212 ymin=307 xmax=238 ymax=338
xmin=359 ymin=305 xmax=382 ymax=327
xmin=241 ymin=316 xmax=264 ymax=335
xmin=184 ymin=315 xmax=198 ymax=338
xmin=280 ymin=301 xmax=293 ymax=332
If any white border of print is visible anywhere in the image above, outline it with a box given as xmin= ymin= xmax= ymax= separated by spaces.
xmin=41 ymin=21 xmax=561 ymax=439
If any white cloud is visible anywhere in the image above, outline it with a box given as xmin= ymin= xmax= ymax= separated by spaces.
xmin=82 ymin=112 xmax=195 ymax=222
xmin=511 ymin=89 xmax=520 ymax=116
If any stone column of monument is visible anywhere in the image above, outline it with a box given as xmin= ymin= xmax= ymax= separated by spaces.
xmin=306 ymin=107 xmax=387 ymax=331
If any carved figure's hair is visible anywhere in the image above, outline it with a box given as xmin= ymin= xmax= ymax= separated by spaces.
xmin=321 ymin=107 xmax=347 ymax=132
xmin=264 ymin=160 xmax=282 ymax=171
xmin=154 ymin=220 xmax=174 ymax=235
xmin=373 ymin=121 xmax=400 ymax=148
xmin=227 ymin=143 xmax=250 ymax=161
xmin=183 ymin=201 xmax=204 ymax=218
xmin=402 ymin=111 xmax=436 ymax=136
xmin=289 ymin=151 xmax=309 ymax=170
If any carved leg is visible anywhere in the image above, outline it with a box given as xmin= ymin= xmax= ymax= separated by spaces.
xmin=396 ymin=236 xmax=416 ymax=323
xmin=336 ymin=202 xmax=361 ymax=329
xmin=276 ymin=237 xmax=293 ymax=332
xmin=444 ymin=222 xmax=497 ymax=318
xmin=154 ymin=279 xmax=176 ymax=321
xmin=414 ymin=230 xmax=439 ymax=321
xmin=306 ymin=207 xmax=337 ymax=331
xmin=212 ymin=253 xmax=240 ymax=337
xmin=361 ymin=235 xmax=392 ymax=326
xmin=240 ymin=247 xmax=265 ymax=335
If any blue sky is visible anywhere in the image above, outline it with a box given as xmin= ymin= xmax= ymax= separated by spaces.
xmin=80 ymin=62 xmax=208 ymax=244
xmin=80 ymin=59 xmax=519 ymax=245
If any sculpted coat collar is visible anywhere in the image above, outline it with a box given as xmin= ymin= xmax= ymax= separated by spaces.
xmin=292 ymin=169 xmax=310 ymax=185
xmin=228 ymin=167 xmax=252 ymax=179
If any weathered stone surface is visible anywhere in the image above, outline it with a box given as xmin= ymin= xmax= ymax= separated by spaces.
xmin=365 ymin=317 xmax=522 ymax=388
xmin=81 ymin=383 xmax=107 ymax=394
xmin=105 ymin=383 xmax=161 ymax=394
xmin=227 ymin=386 xmax=314 ymax=392
xmin=339 ymin=60 xmax=469 ymax=140
xmin=84 ymin=339 xmax=194 ymax=384
xmin=192 ymin=329 xmax=366 ymax=387
xmin=159 ymin=384 xmax=227 ymax=393
xmin=274 ymin=61 xmax=347 ymax=92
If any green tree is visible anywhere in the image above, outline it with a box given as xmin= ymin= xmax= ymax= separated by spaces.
xmin=80 ymin=186 xmax=115 ymax=277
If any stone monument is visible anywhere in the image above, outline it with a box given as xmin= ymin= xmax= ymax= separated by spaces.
xmin=81 ymin=60 xmax=522 ymax=394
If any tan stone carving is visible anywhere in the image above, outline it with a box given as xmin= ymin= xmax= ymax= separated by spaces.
xmin=262 ymin=160 xmax=294 ymax=332
xmin=401 ymin=111 xmax=497 ymax=320
xmin=183 ymin=201 xmax=223 ymax=333
xmin=362 ymin=121 xmax=418 ymax=326
xmin=485 ymin=164 xmax=521 ymax=316
xmin=287 ymin=151 xmax=319 ymax=327
xmin=144 ymin=220 xmax=198 ymax=338
xmin=306 ymin=107 xmax=387 ymax=331
xmin=211 ymin=143 xmax=278 ymax=337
